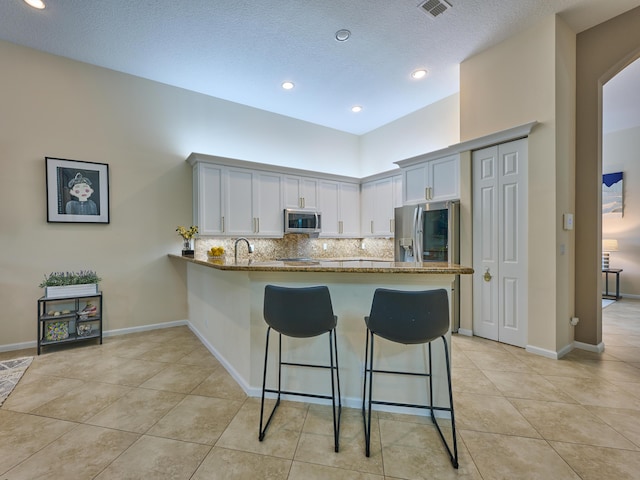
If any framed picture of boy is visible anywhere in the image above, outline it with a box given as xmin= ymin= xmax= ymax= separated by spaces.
xmin=45 ymin=157 xmax=110 ymax=223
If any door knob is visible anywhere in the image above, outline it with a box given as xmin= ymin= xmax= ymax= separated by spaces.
xmin=483 ymin=268 xmax=492 ymax=282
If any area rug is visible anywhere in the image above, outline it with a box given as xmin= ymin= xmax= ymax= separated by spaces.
xmin=602 ymin=299 xmax=616 ymax=309
xmin=0 ymin=357 xmax=33 ymax=407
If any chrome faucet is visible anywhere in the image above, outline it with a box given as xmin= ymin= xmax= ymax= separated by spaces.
xmin=234 ymin=237 xmax=254 ymax=263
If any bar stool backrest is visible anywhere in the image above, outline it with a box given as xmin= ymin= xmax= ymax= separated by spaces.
xmin=367 ymin=288 xmax=449 ymax=344
xmin=264 ymin=285 xmax=336 ymax=338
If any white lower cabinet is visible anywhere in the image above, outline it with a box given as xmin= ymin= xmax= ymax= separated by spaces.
xmin=319 ymin=180 xmax=360 ymax=237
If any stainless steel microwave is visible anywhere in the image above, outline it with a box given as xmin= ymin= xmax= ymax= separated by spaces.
xmin=284 ymin=209 xmax=322 ymax=234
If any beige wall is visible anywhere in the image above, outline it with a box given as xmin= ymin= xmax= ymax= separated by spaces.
xmin=0 ymin=40 xmax=462 ymax=349
xmin=0 ymin=40 xmax=362 ymax=348
xmin=576 ymin=6 xmax=640 ymax=346
xmin=359 ymin=94 xmax=460 ymax=177
xmin=554 ymin=19 xmax=578 ymax=353
xmin=460 ymin=16 xmax=576 ymax=353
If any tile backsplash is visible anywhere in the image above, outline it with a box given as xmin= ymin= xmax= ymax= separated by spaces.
xmin=196 ymin=234 xmax=393 ymax=262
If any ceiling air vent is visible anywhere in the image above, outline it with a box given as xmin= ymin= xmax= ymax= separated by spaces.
xmin=418 ymin=0 xmax=452 ymax=18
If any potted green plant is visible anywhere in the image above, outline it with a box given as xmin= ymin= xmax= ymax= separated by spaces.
xmin=39 ymin=270 xmax=102 ymax=298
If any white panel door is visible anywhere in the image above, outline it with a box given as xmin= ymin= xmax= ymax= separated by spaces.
xmin=473 ymin=149 xmax=500 ymax=341
xmin=473 ymin=138 xmax=528 ymax=348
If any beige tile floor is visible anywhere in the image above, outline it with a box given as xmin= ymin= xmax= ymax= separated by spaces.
xmin=2 ymin=299 xmax=640 ymax=479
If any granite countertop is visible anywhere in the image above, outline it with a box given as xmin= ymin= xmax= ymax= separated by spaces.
xmin=169 ymin=254 xmax=473 ymax=274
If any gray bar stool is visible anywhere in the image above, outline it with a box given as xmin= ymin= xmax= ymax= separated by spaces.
xmin=362 ymin=288 xmax=458 ymax=468
xmin=259 ymin=285 xmax=342 ymax=452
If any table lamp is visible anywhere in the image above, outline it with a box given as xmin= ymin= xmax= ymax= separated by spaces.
xmin=602 ymin=239 xmax=618 ymax=269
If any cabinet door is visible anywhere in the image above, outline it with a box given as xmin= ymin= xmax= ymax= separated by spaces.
xmin=225 ymin=168 xmax=255 ymax=235
xmin=339 ymin=182 xmax=360 ymax=237
xmin=372 ymin=178 xmax=394 ymax=236
xmin=430 ymin=154 xmax=459 ymax=201
xmin=284 ymin=176 xmax=302 ymax=209
xmin=392 ymin=174 xmax=403 ymax=209
xmin=194 ymin=163 xmax=225 ymax=235
xmin=284 ymin=175 xmax=318 ymax=209
xmin=300 ymin=177 xmax=318 ymax=209
xmin=254 ymin=172 xmax=283 ymax=236
xmin=319 ymin=180 xmax=340 ymax=237
xmin=403 ymin=164 xmax=429 ymax=204
xmin=360 ymin=181 xmax=375 ymax=236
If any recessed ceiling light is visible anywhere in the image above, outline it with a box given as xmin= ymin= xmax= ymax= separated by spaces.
xmin=411 ymin=69 xmax=428 ymax=79
xmin=335 ymin=29 xmax=351 ymax=42
xmin=351 ymin=105 xmax=363 ymax=113
xmin=24 ymin=0 xmax=45 ymax=9
xmin=281 ymin=81 xmax=294 ymax=90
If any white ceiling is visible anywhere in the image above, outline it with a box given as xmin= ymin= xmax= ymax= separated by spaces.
xmin=1 ymin=0 xmax=639 ymax=135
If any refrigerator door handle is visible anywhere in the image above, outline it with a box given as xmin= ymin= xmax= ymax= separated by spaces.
xmin=414 ymin=206 xmax=423 ymax=262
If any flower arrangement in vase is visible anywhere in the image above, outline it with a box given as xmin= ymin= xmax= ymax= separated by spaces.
xmin=176 ymin=225 xmax=198 ymax=257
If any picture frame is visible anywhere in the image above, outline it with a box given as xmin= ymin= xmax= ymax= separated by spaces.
xmin=602 ymin=171 xmax=623 ymax=218
xmin=45 ymin=157 xmax=110 ymax=223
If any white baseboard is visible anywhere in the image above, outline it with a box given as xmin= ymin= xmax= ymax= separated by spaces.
xmin=556 ymin=343 xmax=574 ymax=359
xmin=0 ymin=340 xmax=36 ymax=353
xmin=456 ymin=328 xmax=473 ymax=337
xmin=0 ymin=320 xmax=189 ymax=354
xmin=187 ymin=323 xmax=252 ymax=395
xmin=525 ymin=344 xmax=561 ymax=359
xmin=601 ymin=292 xmax=640 ymax=300
xmin=573 ymin=340 xmax=605 ymax=353
xmin=257 ymin=389 xmax=451 ymax=419
xmin=103 ymin=319 xmax=188 ymax=338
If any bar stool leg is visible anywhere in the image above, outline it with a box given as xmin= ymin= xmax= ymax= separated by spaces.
xmin=259 ymin=328 xmax=282 ymax=441
xmin=329 ymin=330 xmax=342 ymax=452
xmin=362 ymin=329 xmax=375 ymax=457
xmin=429 ymin=336 xmax=458 ymax=469
xmin=442 ymin=336 xmax=459 ymax=468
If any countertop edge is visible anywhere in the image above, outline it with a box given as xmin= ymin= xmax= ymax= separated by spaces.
xmin=168 ymin=254 xmax=474 ymax=275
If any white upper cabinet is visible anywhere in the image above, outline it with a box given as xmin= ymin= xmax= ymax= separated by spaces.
xmin=225 ymin=167 xmax=255 ymax=236
xmin=225 ymin=168 xmax=283 ymax=237
xmin=253 ymin=171 xmax=283 ymax=236
xmin=284 ymin=175 xmax=318 ymax=209
xmin=339 ymin=182 xmax=360 ymax=237
xmin=319 ymin=180 xmax=339 ymax=236
xmin=193 ymin=163 xmax=225 ymax=236
xmin=319 ymin=180 xmax=360 ymax=237
xmin=403 ymin=154 xmax=459 ymax=204
xmin=392 ymin=174 xmax=403 ymax=209
xmin=360 ymin=173 xmax=401 ymax=237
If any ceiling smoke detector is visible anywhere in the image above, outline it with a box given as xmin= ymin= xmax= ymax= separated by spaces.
xmin=335 ymin=29 xmax=351 ymax=42
xmin=418 ymin=0 xmax=452 ymax=18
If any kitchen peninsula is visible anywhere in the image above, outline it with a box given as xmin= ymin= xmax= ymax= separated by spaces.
xmin=171 ymin=254 xmax=472 ymax=409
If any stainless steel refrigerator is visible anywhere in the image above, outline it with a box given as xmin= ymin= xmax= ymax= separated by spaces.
xmin=394 ymin=200 xmax=460 ymax=331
